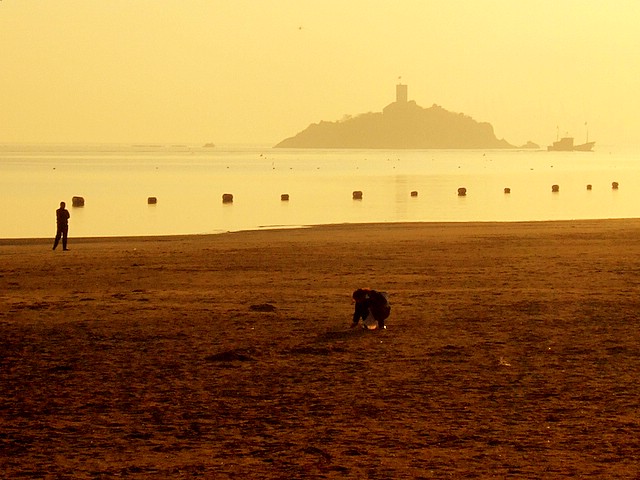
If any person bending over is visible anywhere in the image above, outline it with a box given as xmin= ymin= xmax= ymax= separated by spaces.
xmin=351 ymin=288 xmax=391 ymax=330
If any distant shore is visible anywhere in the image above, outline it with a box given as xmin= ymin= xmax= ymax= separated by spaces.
xmin=3 ymin=219 xmax=640 ymax=477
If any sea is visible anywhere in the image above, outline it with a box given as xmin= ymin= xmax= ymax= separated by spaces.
xmin=1 ymin=143 xmax=639 ymax=240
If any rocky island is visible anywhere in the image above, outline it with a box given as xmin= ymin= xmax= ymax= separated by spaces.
xmin=275 ymin=84 xmax=515 ymax=149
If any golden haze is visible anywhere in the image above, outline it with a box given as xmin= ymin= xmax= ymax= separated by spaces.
xmin=1 ymin=1 xmax=639 ymax=146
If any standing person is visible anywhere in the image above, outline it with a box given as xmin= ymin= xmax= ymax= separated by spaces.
xmin=53 ymin=201 xmax=70 ymax=251
xmin=351 ymin=288 xmax=391 ymax=330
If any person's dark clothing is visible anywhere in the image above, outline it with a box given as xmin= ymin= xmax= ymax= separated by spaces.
xmin=352 ymin=289 xmax=391 ymax=329
xmin=53 ymin=206 xmax=70 ymax=250
xmin=353 ymin=300 xmax=368 ymax=322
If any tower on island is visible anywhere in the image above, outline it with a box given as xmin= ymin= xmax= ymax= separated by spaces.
xmin=275 ymin=80 xmax=516 ymax=149
xmin=396 ymin=83 xmax=408 ymax=103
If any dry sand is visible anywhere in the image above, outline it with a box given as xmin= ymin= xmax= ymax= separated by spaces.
xmin=2 ymin=220 xmax=640 ymax=478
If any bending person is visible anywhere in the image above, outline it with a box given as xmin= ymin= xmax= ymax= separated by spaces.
xmin=351 ymin=288 xmax=391 ymax=330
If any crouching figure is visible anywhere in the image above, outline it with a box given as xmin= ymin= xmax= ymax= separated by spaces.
xmin=351 ymin=288 xmax=391 ymax=330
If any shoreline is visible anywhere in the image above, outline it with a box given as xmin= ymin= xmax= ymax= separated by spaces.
xmin=3 ymin=217 xmax=640 ymax=245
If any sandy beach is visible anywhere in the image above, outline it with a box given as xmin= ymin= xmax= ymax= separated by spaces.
xmin=2 ymin=220 xmax=640 ymax=478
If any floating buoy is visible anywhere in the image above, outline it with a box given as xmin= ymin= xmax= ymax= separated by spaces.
xmin=222 ymin=193 xmax=233 ymax=203
xmin=612 ymin=182 xmax=619 ymax=190
xmin=352 ymin=191 xmax=363 ymax=200
xmin=552 ymin=185 xmax=560 ymax=193
xmin=281 ymin=194 xmax=289 ymax=201
xmin=410 ymin=191 xmax=418 ymax=197
xmin=457 ymin=187 xmax=467 ymax=196
xmin=586 ymin=184 xmax=592 ymax=190
xmin=72 ymin=196 xmax=85 ymax=207
xmin=504 ymin=187 xmax=511 ymax=194
xmin=147 ymin=197 xmax=157 ymax=205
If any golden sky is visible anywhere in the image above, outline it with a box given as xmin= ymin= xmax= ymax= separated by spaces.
xmin=2 ymin=1 xmax=639 ymax=146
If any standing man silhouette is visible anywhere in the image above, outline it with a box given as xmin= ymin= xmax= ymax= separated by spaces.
xmin=53 ymin=201 xmax=70 ymax=251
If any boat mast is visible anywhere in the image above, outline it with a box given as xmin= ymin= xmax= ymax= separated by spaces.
xmin=585 ymin=122 xmax=589 ymax=143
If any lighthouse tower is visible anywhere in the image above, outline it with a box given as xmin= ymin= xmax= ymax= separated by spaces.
xmin=396 ymin=83 xmax=408 ymax=103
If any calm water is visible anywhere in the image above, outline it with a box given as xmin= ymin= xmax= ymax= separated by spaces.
xmin=1 ymin=143 xmax=639 ymax=239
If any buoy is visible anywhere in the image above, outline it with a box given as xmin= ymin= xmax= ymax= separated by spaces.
xmin=352 ymin=191 xmax=363 ymax=200
xmin=72 ymin=196 xmax=85 ymax=207
xmin=281 ymin=194 xmax=289 ymax=201
xmin=586 ymin=184 xmax=592 ymax=190
xmin=457 ymin=187 xmax=467 ymax=196
xmin=504 ymin=187 xmax=511 ymax=194
xmin=147 ymin=197 xmax=157 ymax=204
xmin=410 ymin=191 xmax=418 ymax=197
xmin=552 ymin=185 xmax=560 ymax=193
xmin=612 ymin=182 xmax=619 ymax=190
xmin=222 ymin=193 xmax=233 ymax=203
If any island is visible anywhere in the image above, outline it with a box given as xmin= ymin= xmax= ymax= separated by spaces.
xmin=275 ymin=84 xmax=515 ymax=149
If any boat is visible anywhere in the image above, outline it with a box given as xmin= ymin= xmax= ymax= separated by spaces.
xmin=547 ymin=137 xmax=595 ymax=151
xmin=547 ymin=125 xmax=595 ymax=151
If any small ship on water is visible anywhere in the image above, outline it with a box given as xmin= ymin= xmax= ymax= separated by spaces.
xmin=547 ymin=126 xmax=595 ymax=151
xmin=547 ymin=137 xmax=595 ymax=152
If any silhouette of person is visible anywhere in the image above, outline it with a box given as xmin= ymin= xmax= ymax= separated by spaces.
xmin=351 ymin=288 xmax=391 ymax=330
xmin=53 ymin=201 xmax=70 ymax=251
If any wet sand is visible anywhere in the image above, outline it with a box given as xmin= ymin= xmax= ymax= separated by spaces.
xmin=2 ymin=220 xmax=640 ymax=478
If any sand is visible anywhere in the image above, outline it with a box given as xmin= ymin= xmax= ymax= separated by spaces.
xmin=2 ymin=220 xmax=640 ymax=478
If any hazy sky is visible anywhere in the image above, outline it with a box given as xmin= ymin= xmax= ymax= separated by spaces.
xmin=2 ymin=1 xmax=639 ymax=146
